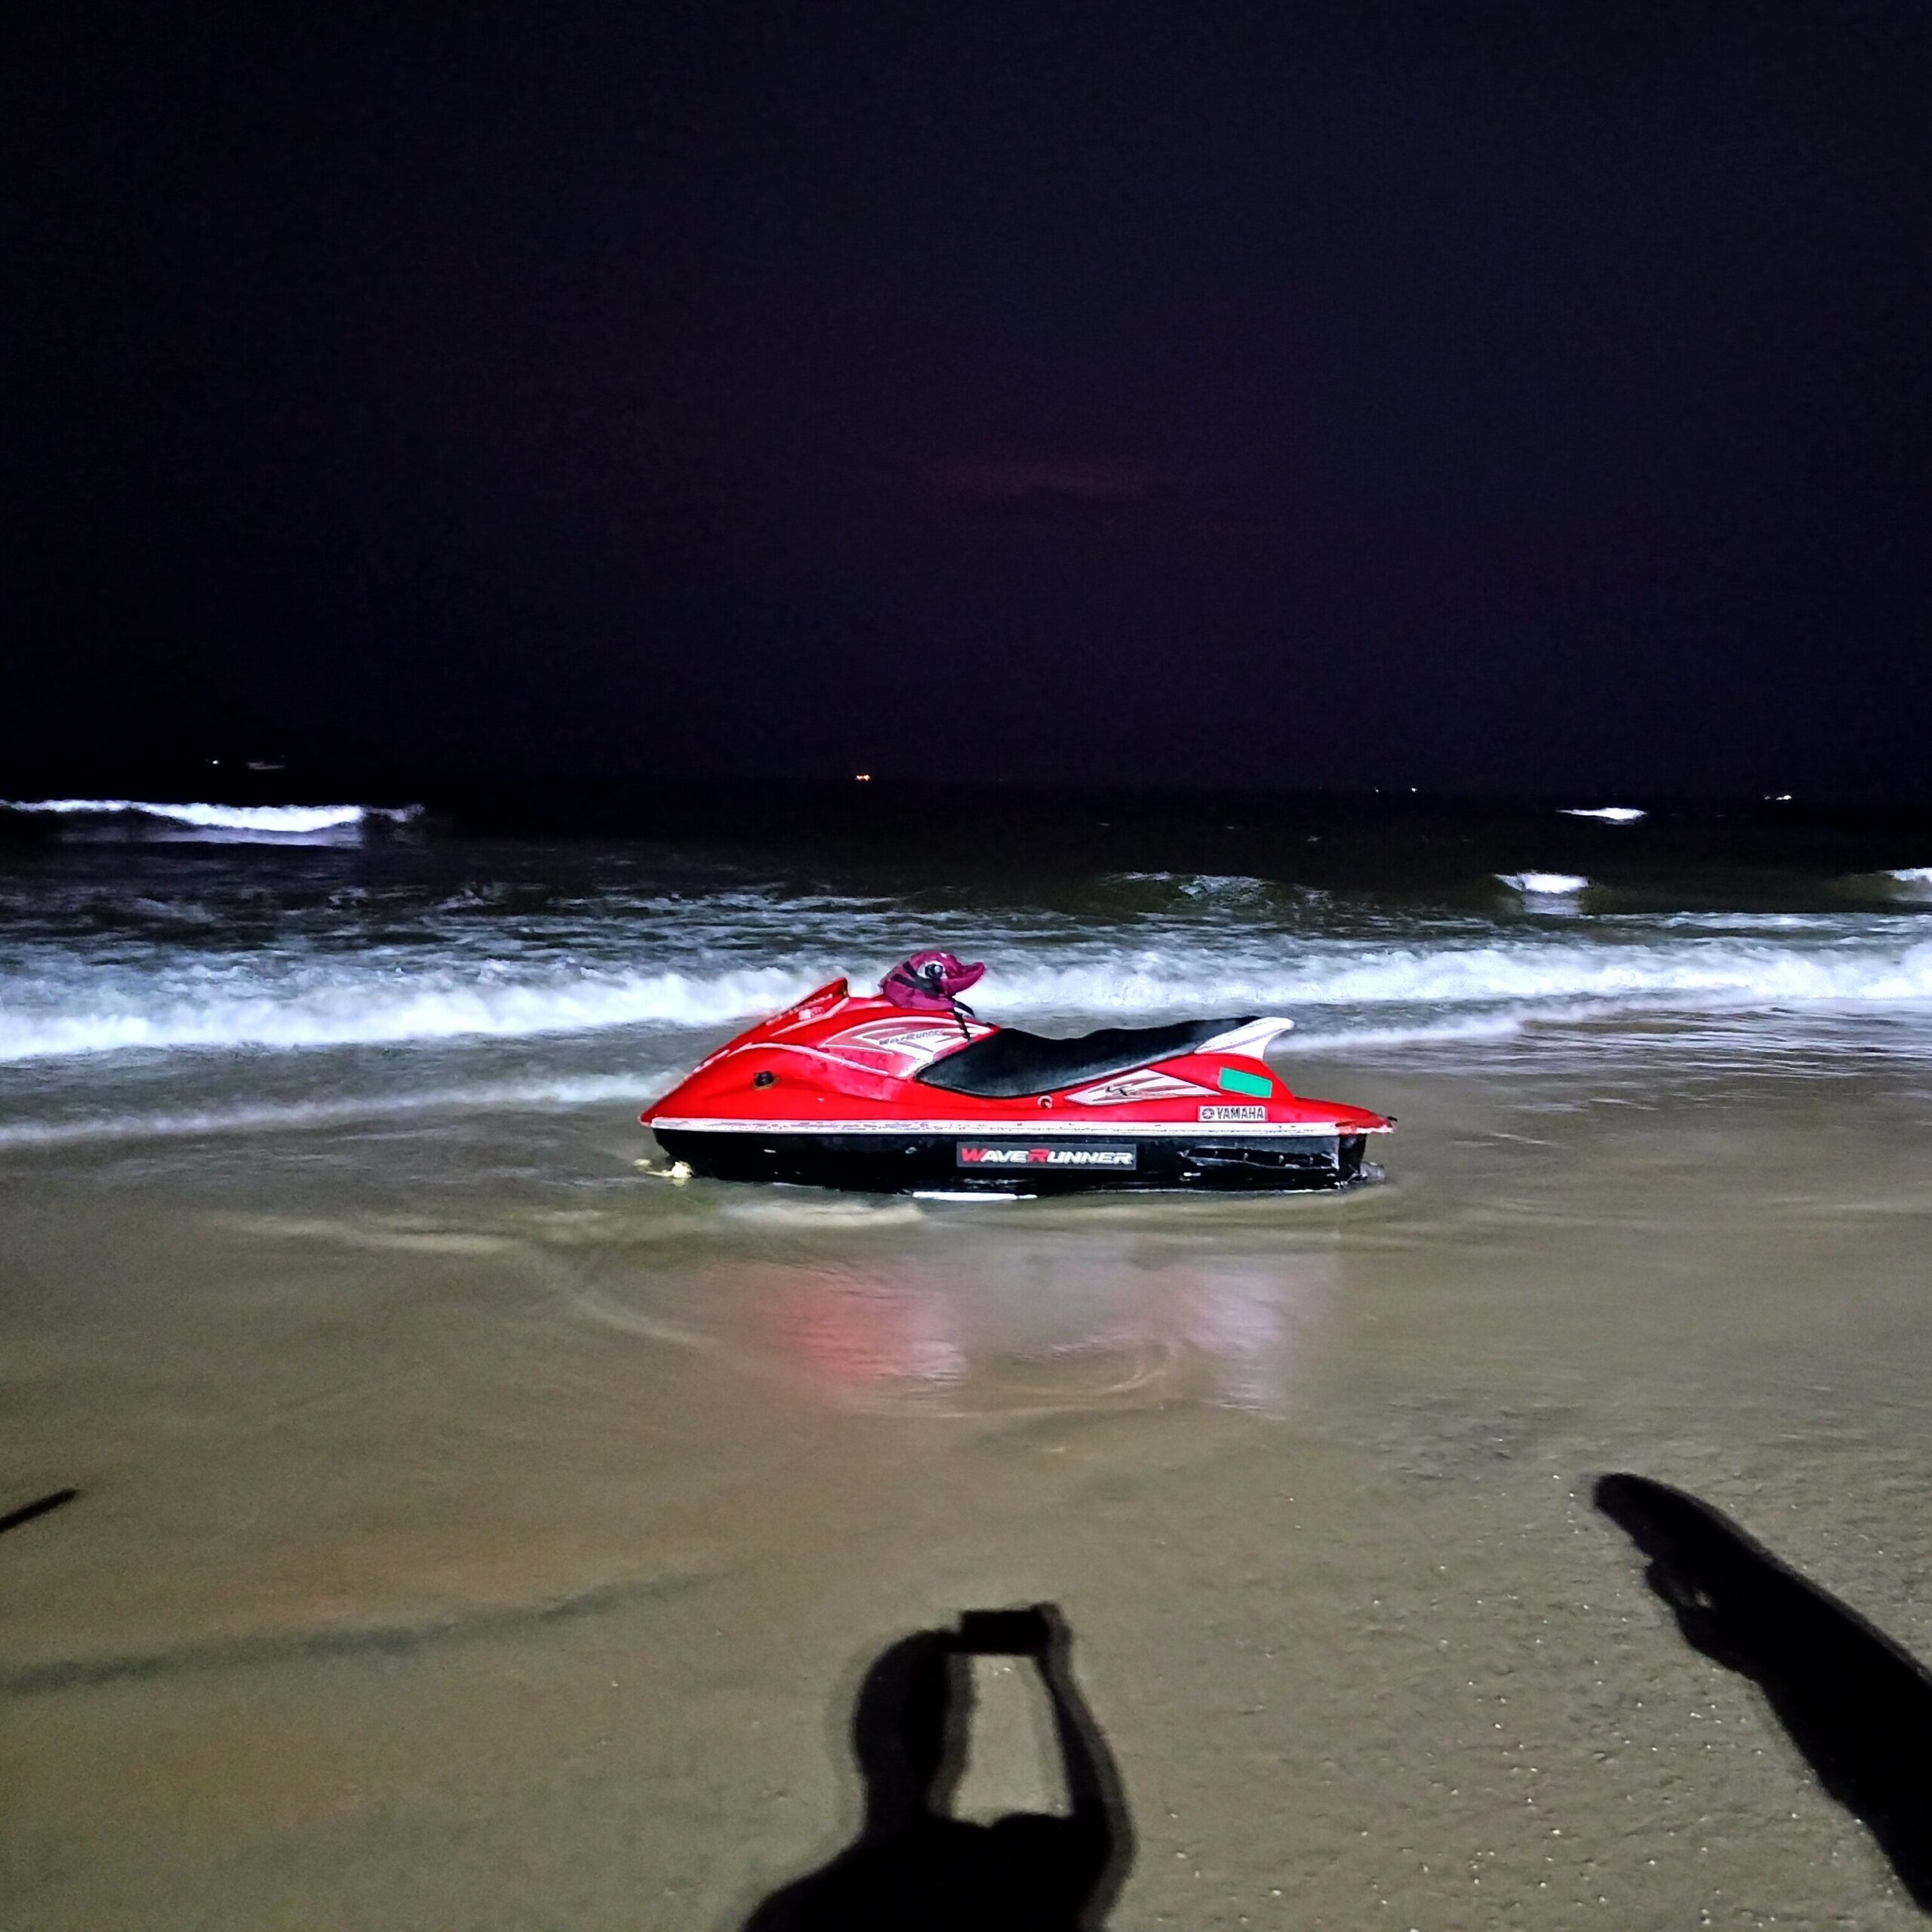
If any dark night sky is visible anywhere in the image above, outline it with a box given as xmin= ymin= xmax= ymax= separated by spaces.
xmin=7 ymin=2 xmax=1930 ymax=792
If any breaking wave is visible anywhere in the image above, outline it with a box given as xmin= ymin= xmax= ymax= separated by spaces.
xmin=992 ymin=944 xmax=1932 ymax=1015
xmin=0 ymin=965 xmax=809 ymax=1060
xmin=1 ymin=800 xmax=421 ymax=841
xmin=8 ymin=937 xmax=1932 ymax=1064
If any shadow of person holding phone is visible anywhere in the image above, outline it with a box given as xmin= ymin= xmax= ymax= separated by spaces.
xmin=743 ymin=1604 xmax=1131 ymax=1931
xmin=1597 ymin=1472 xmax=1932 ymax=1908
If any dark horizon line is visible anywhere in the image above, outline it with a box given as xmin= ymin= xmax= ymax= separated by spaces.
xmin=5 ymin=771 xmax=1931 ymax=812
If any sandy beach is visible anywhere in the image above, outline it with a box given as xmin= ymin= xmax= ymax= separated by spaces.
xmin=7 ymin=952 xmax=1932 ymax=1929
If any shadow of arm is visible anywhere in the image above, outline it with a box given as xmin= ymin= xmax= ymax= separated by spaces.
xmin=1034 ymin=1606 xmax=1134 ymax=1919
xmin=1596 ymin=1472 xmax=1932 ymax=1910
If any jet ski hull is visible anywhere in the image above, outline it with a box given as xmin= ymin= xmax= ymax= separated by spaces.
xmin=651 ymin=1124 xmax=1376 ymax=1195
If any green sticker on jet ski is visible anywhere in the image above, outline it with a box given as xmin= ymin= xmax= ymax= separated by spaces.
xmin=1217 ymin=1066 xmax=1272 ymax=1098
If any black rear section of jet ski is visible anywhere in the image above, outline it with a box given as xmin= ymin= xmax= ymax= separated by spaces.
xmin=651 ymin=1126 xmax=1374 ymax=1195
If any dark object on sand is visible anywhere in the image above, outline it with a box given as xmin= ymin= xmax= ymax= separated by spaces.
xmin=1596 ymin=1472 xmax=1932 ymax=1907
xmin=0 ymin=1488 xmax=78 ymax=1538
xmin=743 ymin=1604 xmax=1131 ymax=1930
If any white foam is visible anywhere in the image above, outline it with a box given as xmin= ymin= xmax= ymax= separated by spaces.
xmin=11 ymin=918 xmax=1932 ymax=1067
xmin=0 ymin=1074 xmax=655 ymax=1150
xmin=987 ymin=943 xmax=1932 ymax=1014
xmin=1499 ymin=872 xmax=1589 ymax=897
xmin=1887 ymin=868 xmax=1932 ymax=885
xmin=1277 ymin=1011 xmax=1543 ymax=1052
xmin=13 ymin=937 xmax=1932 ymax=1067
xmin=1108 ymin=872 xmax=1272 ymax=902
xmin=2 ymin=800 xmax=420 ymax=838
xmin=723 ymin=1198 xmax=927 ymax=1226
xmin=1560 ymin=806 xmax=1646 ymax=823
xmin=0 ymin=964 xmax=808 ymax=1062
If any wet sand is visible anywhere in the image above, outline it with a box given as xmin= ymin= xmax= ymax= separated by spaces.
xmin=5 ymin=1043 xmax=1932 ymax=1927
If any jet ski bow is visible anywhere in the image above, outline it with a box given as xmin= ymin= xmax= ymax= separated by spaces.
xmin=641 ymin=958 xmax=1392 ymax=1195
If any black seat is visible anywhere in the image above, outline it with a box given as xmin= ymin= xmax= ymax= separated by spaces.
xmin=916 ymin=1017 xmax=1257 ymax=1100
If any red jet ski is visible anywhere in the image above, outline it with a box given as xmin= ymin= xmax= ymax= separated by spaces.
xmin=641 ymin=952 xmax=1392 ymax=1195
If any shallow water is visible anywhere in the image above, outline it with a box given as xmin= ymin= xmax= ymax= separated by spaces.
xmin=5 ymin=811 xmax=1932 ymax=1925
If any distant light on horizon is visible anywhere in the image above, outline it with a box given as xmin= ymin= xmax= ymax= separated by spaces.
xmin=854 ymin=772 xmax=872 ymax=782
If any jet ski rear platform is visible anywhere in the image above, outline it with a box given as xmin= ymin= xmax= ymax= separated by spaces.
xmin=641 ymin=968 xmax=1392 ymax=1196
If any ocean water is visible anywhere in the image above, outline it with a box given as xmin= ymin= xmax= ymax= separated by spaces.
xmin=6 ymin=792 xmax=1932 ymax=1927
xmin=7 ymin=795 xmax=1932 ymax=1155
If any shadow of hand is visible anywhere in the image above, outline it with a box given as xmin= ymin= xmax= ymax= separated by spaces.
xmin=743 ymin=1605 xmax=1130 ymax=1931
